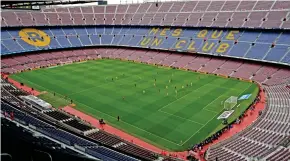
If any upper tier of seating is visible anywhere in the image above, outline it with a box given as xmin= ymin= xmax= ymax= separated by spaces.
xmin=1 ymin=27 xmax=290 ymax=65
xmin=1 ymin=0 xmax=290 ymax=29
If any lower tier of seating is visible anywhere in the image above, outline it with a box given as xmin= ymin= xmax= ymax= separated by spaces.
xmin=1 ymin=79 xmax=160 ymax=160
xmin=1 ymin=48 xmax=289 ymax=161
xmin=87 ymin=131 xmax=157 ymax=160
xmin=1 ymin=48 xmax=290 ymax=86
xmin=206 ymin=84 xmax=290 ymax=161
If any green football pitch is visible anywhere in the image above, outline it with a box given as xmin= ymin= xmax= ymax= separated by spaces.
xmin=10 ymin=59 xmax=259 ymax=151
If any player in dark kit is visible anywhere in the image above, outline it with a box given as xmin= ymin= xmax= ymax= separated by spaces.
xmin=117 ymin=116 xmax=120 ymax=121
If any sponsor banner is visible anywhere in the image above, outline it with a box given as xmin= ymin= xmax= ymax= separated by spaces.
xmin=238 ymin=94 xmax=252 ymax=100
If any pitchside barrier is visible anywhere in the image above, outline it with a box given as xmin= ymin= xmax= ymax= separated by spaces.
xmin=217 ymin=74 xmax=229 ymax=79
xmin=199 ymin=71 xmax=208 ymax=74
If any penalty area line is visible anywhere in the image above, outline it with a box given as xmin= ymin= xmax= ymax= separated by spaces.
xmin=180 ymin=83 xmax=253 ymax=146
xmin=157 ymin=78 xmax=215 ymax=112
xmin=158 ymin=110 xmax=204 ymax=126
xmin=11 ymin=75 xmax=181 ymax=146
xmin=180 ymin=94 xmax=226 ymax=146
xmin=73 ymin=100 xmax=182 ymax=146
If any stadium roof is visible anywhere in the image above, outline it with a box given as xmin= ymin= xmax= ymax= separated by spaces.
xmin=1 ymin=1 xmax=104 ymax=9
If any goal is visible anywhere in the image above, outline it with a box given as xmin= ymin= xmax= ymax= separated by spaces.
xmin=224 ymin=96 xmax=238 ymax=110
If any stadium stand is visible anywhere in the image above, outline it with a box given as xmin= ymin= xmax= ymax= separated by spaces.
xmin=1 ymin=48 xmax=290 ymax=86
xmin=63 ymin=119 xmax=94 ymax=132
xmin=1 ymin=0 xmax=290 ymax=161
xmin=1 ymin=117 xmax=96 ymax=161
xmin=1 ymin=1 xmax=290 ymax=28
xmin=1 ymin=101 xmax=146 ymax=161
xmin=44 ymin=110 xmax=72 ymax=121
xmin=1 ymin=27 xmax=290 ymax=66
xmin=1 ymin=78 xmax=160 ymax=160
xmin=87 ymin=130 xmax=157 ymax=160
xmin=206 ymin=84 xmax=290 ymax=161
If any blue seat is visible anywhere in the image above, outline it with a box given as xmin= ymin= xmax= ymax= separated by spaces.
xmin=90 ymin=35 xmax=101 ymax=45
xmin=137 ymin=28 xmax=150 ymax=36
xmin=85 ymin=27 xmax=96 ymax=35
xmin=57 ymin=36 xmax=72 ymax=47
xmin=264 ymin=45 xmax=289 ymax=62
xmin=138 ymin=36 xmax=151 ymax=48
xmin=74 ymin=27 xmax=88 ymax=35
xmin=111 ymin=35 xmax=123 ymax=45
xmin=101 ymin=35 xmax=113 ymax=45
xmin=245 ymin=43 xmax=270 ymax=59
xmin=2 ymin=39 xmax=25 ymax=53
xmin=222 ymin=30 xmax=243 ymax=40
xmin=212 ymin=41 xmax=234 ymax=55
xmin=79 ymin=35 xmax=93 ymax=46
xmin=68 ymin=36 xmax=82 ymax=47
xmin=7 ymin=30 xmax=20 ymax=38
xmin=276 ymin=32 xmax=290 ymax=45
xmin=238 ymin=31 xmax=260 ymax=42
xmin=91 ymin=147 xmax=139 ymax=161
xmin=158 ymin=37 xmax=176 ymax=49
xmin=227 ymin=42 xmax=251 ymax=57
xmin=198 ymin=40 xmax=219 ymax=54
xmin=119 ymin=35 xmax=133 ymax=46
xmin=104 ymin=27 xmax=113 ymax=35
xmin=62 ymin=28 xmax=77 ymax=35
xmin=1 ymin=30 xmax=12 ymax=39
xmin=207 ymin=29 xmax=228 ymax=39
xmin=1 ymin=27 xmax=290 ymax=66
xmin=256 ymin=32 xmax=279 ymax=43
xmin=119 ymin=27 xmax=131 ymax=34
xmin=128 ymin=35 xmax=143 ymax=46
xmin=50 ymin=28 xmax=65 ymax=36
xmin=42 ymin=29 xmax=54 ymax=36
xmin=192 ymin=38 xmax=209 ymax=52
xmin=281 ymin=52 xmax=290 ymax=64
xmin=1 ymin=103 xmax=15 ymax=111
xmin=17 ymin=114 xmax=50 ymax=127
xmin=46 ymin=128 xmax=95 ymax=146
xmin=182 ymin=29 xmax=199 ymax=38
xmin=1 ymin=44 xmax=10 ymax=54
xmin=129 ymin=27 xmax=140 ymax=35
xmin=17 ymin=39 xmax=39 ymax=51
xmin=95 ymin=27 xmax=104 ymax=35
xmin=86 ymin=148 xmax=116 ymax=161
xmin=48 ymin=38 xmax=62 ymax=49
xmin=111 ymin=27 xmax=122 ymax=35
xmin=172 ymin=38 xmax=190 ymax=50
xmin=1 ymin=103 xmax=50 ymax=127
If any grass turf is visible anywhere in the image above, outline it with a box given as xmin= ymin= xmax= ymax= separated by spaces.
xmin=10 ymin=59 xmax=259 ymax=151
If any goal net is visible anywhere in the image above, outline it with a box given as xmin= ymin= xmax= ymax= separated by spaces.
xmin=224 ymin=96 xmax=238 ymax=110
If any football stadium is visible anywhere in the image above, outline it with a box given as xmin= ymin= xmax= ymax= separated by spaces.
xmin=1 ymin=1 xmax=290 ymax=161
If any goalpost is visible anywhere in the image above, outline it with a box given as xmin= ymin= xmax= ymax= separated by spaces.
xmin=223 ymin=96 xmax=238 ymax=110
